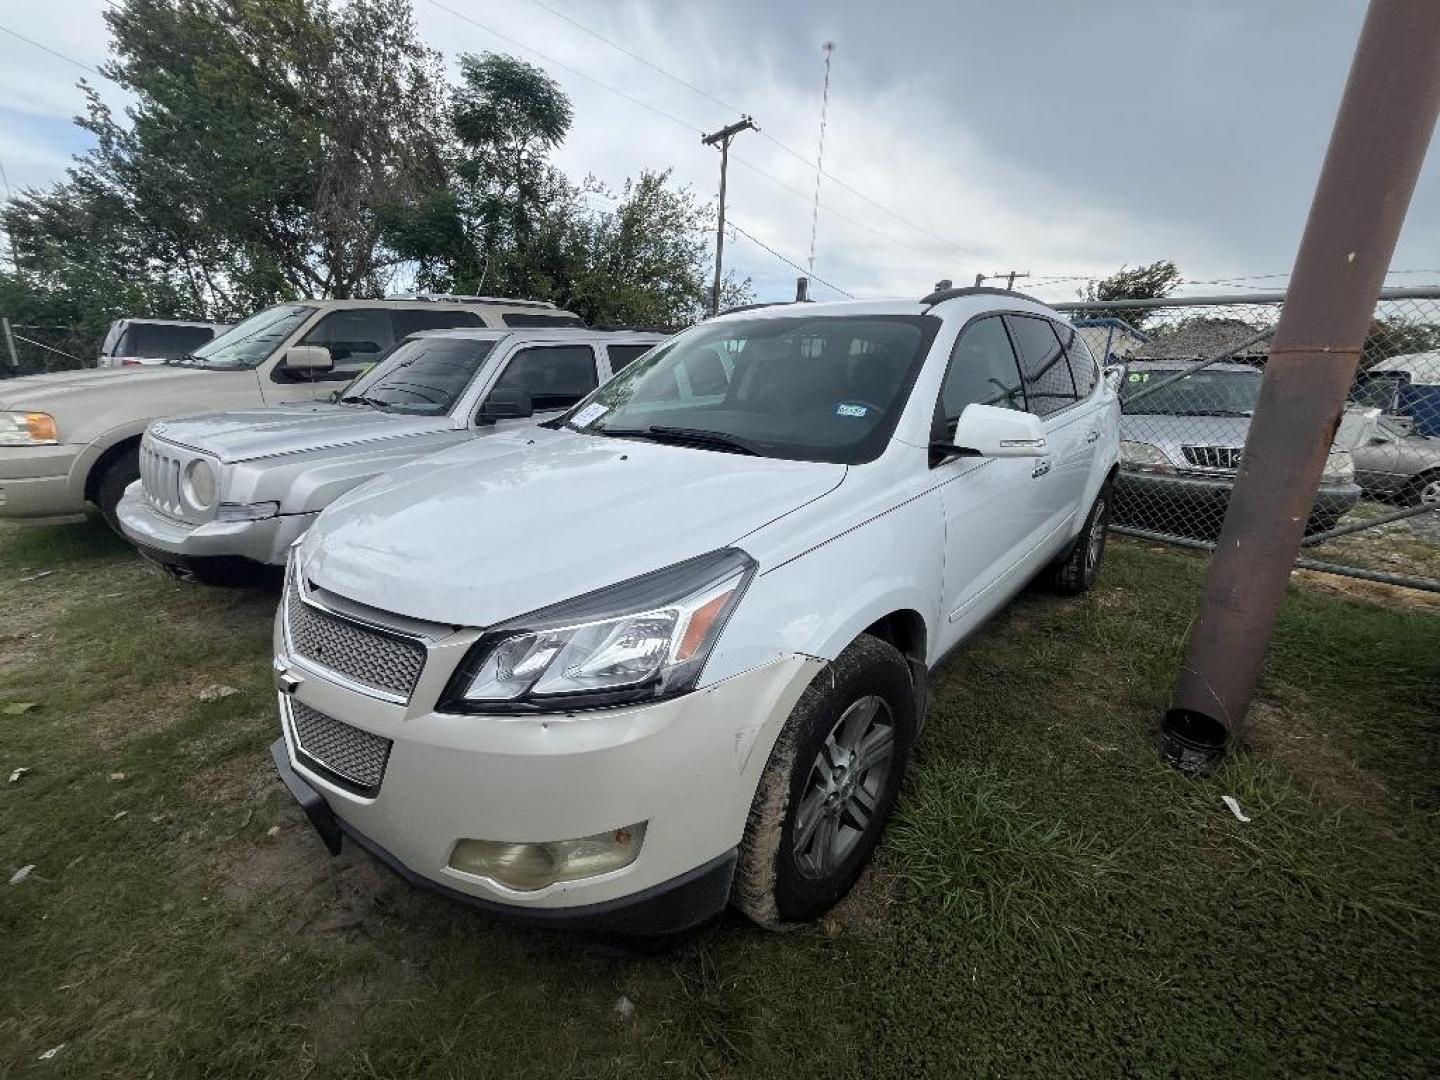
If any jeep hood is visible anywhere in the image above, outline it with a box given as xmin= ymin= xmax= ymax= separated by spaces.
xmin=301 ymin=429 xmax=847 ymax=626
xmin=152 ymin=403 xmax=452 ymax=463
xmin=0 ymin=365 xmax=213 ymax=411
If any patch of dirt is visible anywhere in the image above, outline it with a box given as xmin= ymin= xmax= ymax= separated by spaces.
xmin=1244 ymin=700 xmax=1389 ymax=810
xmin=184 ymin=749 xmax=275 ymax=806
xmin=1291 ymin=568 xmax=1440 ymax=611
xmin=824 ymin=860 xmax=903 ymax=936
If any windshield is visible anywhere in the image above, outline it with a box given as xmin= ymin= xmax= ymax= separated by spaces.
xmin=339 ymin=336 xmax=496 ymax=415
xmin=1121 ymin=368 xmax=1263 ymax=417
xmin=561 ymin=314 xmax=939 ymax=465
xmin=185 ymin=304 xmax=316 ymax=369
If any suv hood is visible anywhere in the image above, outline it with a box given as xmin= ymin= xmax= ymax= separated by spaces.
xmin=0 ymin=365 xmax=211 ymax=411
xmin=153 ymin=403 xmax=452 ymax=463
xmin=301 ymin=429 xmax=847 ymax=626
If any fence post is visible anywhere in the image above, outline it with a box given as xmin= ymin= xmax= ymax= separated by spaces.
xmin=1161 ymin=0 xmax=1440 ymax=772
xmin=1 ymin=318 xmax=17 ymax=368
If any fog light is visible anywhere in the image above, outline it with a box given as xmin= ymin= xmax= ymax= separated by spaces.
xmin=448 ymin=823 xmax=646 ymax=891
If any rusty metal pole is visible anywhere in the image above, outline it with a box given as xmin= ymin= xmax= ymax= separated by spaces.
xmin=1162 ymin=0 xmax=1440 ymax=773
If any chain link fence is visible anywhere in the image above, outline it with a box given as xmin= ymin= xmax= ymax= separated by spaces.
xmin=1054 ymin=287 xmax=1440 ymax=593
xmin=1 ymin=321 xmax=99 ymax=375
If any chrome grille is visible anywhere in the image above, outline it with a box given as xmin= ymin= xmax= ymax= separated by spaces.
xmin=286 ymin=584 xmax=426 ymax=700
xmin=1181 ymin=445 xmax=1243 ymax=471
xmin=289 ymin=700 xmax=390 ymax=792
xmin=139 ymin=439 xmax=186 ymax=518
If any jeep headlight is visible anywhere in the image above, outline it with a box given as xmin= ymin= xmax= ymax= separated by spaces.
xmin=1322 ymin=448 xmax=1354 ymax=483
xmin=1119 ymin=440 xmax=1174 ymax=472
xmin=0 ymin=411 xmax=58 ymax=446
xmin=183 ymin=459 xmax=217 ymax=510
xmin=442 ymin=548 xmax=755 ymax=713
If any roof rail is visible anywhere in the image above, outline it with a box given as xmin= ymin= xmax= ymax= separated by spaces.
xmin=384 ymin=293 xmax=558 ymax=309
xmin=591 ymin=324 xmax=682 ymax=334
xmin=716 ymin=301 xmax=792 ymax=317
xmin=919 ymin=285 xmax=1045 ymax=307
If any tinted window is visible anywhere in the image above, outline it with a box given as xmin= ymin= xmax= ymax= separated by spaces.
xmin=605 ymin=343 xmax=654 ymax=374
xmin=501 ymin=313 xmax=587 ymax=328
xmin=571 ymin=314 xmax=940 ymax=466
xmin=1007 ymin=315 xmax=1077 ymax=417
xmin=492 ymin=345 xmax=599 ymax=411
xmin=392 ymin=309 xmax=486 ymax=336
xmin=1121 ymin=368 xmax=1262 ymax=417
xmin=341 ymin=337 xmax=496 ymax=416
xmin=190 ymin=304 xmax=316 ymax=369
xmin=301 ymin=308 xmax=395 ymax=372
xmin=116 ymin=323 xmax=216 ymax=358
xmin=1055 ymin=323 xmax=1098 ymax=397
xmin=938 ymin=316 xmax=1026 ymax=430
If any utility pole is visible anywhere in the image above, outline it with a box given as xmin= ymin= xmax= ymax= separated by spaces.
xmin=702 ymin=116 xmax=757 ymax=317
xmin=807 ymin=42 xmax=835 ymax=278
xmin=2 ymin=318 xmax=18 ymax=369
xmin=1162 ymin=0 xmax=1440 ymax=772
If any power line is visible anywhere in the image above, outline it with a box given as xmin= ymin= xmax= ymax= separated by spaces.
xmin=727 ymin=219 xmax=854 ymax=298
xmin=0 ymin=22 xmax=108 ymax=79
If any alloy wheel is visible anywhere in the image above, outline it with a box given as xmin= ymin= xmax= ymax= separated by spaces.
xmin=1086 ymin=496 xmax=1109 ymax=575
xmin=793 ymin=695 xmax=895 ymax=880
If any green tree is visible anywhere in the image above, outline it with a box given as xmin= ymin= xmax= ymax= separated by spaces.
xmin=1072 ymin=260 xmax=1181 ymax=332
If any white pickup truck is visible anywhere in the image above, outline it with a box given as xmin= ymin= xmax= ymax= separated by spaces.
xmin=270 ymin=289 xmax=1121 ymax=935
xmin=0 ymin=296 xmax=581 ymax=529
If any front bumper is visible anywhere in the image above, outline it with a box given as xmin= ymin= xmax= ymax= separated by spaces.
xmin=117 ymin=482 xmax=314 ymax=567
xmin=0 ymin=444 xmax=87 ymax=520
xmin=1114 ymin=468 xmax=1361 ymax=535
xmin=272 ymin=613 xmax=820 ymax=930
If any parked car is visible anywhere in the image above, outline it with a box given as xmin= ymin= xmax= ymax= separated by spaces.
xmin=1113 ymin=361 xmax=1360 ymax=538
xmin=269 ymin=289 xmax=1121 ymax=934
xmin=0 ymin=295 xmax=581 ymax=530
xmin=97 ymin=318 xmax=231 ymax=367
xmin=117 ymin=328 xmax=665 ymax=581
xmin=1351 ymin=410 xmax=1440 ymax=505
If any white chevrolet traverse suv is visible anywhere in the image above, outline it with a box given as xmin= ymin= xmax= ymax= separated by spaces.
xmin=271 ymin=289 xmax=1121 ymax=935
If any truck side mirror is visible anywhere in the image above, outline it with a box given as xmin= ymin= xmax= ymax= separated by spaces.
xmin=478 ymin=388 xmax=534 ymax=425
xmin=932 ymin=403 xmax=1049 ymax=460
xmin=283 ymin=345 xmax=334 ymax=372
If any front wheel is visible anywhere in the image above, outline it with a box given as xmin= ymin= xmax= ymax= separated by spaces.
xmin=732 ymin=634 xmax=916 ymax=928
xmin=94 ymin=447 xmax=141 ymax=534
xmin=1045 ymin=483 xmax=1111 ymax=595
xmin=1405 ymin=471 xmax=1440 ymax=508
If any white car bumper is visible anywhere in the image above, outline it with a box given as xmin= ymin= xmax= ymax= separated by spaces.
xmin=117 ymin=481 xmax=314 ymax=567
xmin=271 ymin=600 xmax=820 ymax=930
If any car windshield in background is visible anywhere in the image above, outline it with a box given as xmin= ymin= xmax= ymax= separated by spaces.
xmin=185 ymin=304 xmax=316 ymax=369
xmin=566 ymin=314 xmax=939 ymax=465
xmin=1121 ymin=368 xmax=1263 ymax=417
xmin=340 ymin=337 xmax=496 ymax=415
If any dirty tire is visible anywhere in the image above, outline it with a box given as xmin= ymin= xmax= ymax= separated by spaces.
xmin=95 ymin=446 xmax=141 ymax=534
xmin=731 ymin=634 xmax=915 ymax=929
xmin=1045 ymin=483 xmax=1111 ymax=595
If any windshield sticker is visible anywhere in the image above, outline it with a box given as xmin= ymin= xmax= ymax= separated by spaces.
xmin=1127 ymin=372 xmax=1150 ymax=383
xmin=835 ymin=403 xmax=869 ymax=418
xmin=571 ymin=402 xmax=609 ymax=428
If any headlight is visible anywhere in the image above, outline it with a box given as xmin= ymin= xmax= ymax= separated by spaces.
xmin=1119 ymin=440 xmax=1174 ymax=472
xmin=1322 ymin=448 xmax=1354 ymax=483
xmin=441 ymin=548 xmax=756 ymax=713
xmin=183 ymin=459 xmax=217 ymax=510
xmin=216 ymin=501 xmax=280 ymax=522
xmin=0 ymin=411 xmax=58 ymax=446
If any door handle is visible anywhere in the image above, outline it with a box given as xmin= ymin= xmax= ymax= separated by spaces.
xmin=1086 ymin=431 xmax=1101 ymax=444
xmin=1031 ymin=459 xmax=1052 ymax=479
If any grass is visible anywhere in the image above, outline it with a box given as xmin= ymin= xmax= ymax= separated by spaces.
xmin=1 ymin=519 xmax=1437 ymax=1078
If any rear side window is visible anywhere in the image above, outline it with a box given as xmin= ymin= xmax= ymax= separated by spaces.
xmin=1006 ymin=315 xmax=1078 ymax=417
xmin=937 ymin=316 xmax=1027 ymax=430
xmin=1055 ymin=322 xmax=1098 ymax=398
xmin=116 ymin=323 xmax=216 ymax=358
xmin=392 ymin=309 xmax=486 ymax=336
xmin=605 ymin=343 xmax=653 ymax=374
xmin=300 ymin=308 xmax=396 ymax=377
xmin=501 ymin=313 xmax=587 ymax=329
xmin=491 ymin=344 xmax=599 ymax=411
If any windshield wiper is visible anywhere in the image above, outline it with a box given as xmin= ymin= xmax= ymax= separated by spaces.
xmin=339 ymin=394 xmax=388 ymax=409
xmin=598 ymin=425 xmax=760 ymax=456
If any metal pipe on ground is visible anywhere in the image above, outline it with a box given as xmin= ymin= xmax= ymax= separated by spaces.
xmin=1162 ymin=0 xmax=1440 ymax=774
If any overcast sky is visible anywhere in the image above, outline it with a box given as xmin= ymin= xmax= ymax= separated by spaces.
xmin=2 ymin=0 xmax=1437 ymax=304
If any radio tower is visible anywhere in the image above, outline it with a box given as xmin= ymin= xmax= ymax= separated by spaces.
xmin=807 ymin=42 xmax=835 ymax=278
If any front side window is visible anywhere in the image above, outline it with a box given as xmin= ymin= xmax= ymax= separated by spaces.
xmin=187 ymin=304 xmax=317 ymax=369
xmin=491 ymin=344 xmax=599 ymax=412
xmin=1121 ymin=368 xmax=1262 ymax=417
xmin=1055 ymin=323 xmax=1099 ymax=397
xmin=567 ymin=314 xmax=941 ymax=465
xmin=937 ymin=316 xmax=1027 ymax=432
xmin=299 ymin=308 xmax=395 ymax=374
xmin=605 ymin=343 xmax=655 ymax=374
xmin=340 ymin=337 xmax=496 ymax=416
xmin=1007 ymin=315 xmax=1078 ymax=418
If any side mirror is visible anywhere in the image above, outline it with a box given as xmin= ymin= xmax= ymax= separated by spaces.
xmin=478 ymin=388 xmax=534 ymax=425
xmin=283 ymin=345 xmax=334 ymax=372
xmin=933 ymin=403 xmax=1049 ymax=459
xmin=1103 ymin=364 xmax=1126 ymax=392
